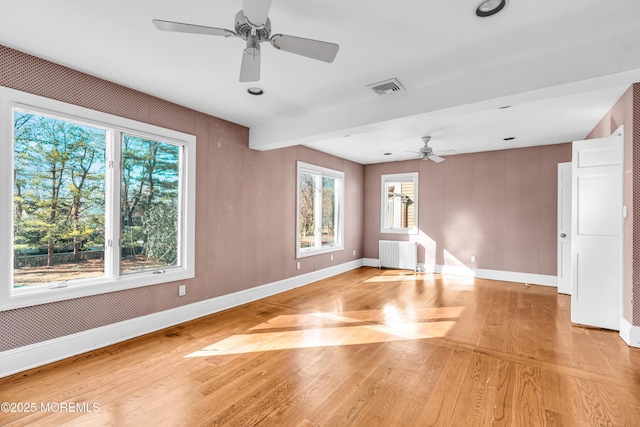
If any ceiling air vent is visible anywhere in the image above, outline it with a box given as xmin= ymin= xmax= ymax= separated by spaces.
xmin=367 ymin=78 xmax=405 ymax=96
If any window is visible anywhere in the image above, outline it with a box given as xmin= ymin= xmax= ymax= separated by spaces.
xmin=297 ymin=162 xmax=344 ymax=257
xmin=381 ymin=172 xmax=418 ymax=234
xmin=1 ymin=87 xmax=196 ymax=310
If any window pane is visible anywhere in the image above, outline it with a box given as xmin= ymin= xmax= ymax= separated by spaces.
xmin=385 ymin=180 xmax=415 ymax=229
xmin=322 ymin=177 xmax=336 ymax=246
xmin=385 ymin=183 xmax=397 ymax=229
xmin=400 ymin=181 xmax=415 ymax=228
xmin=121 ymin=135 xmax=180 ymax=274
xmin=13 ymin=110 xmax=106 ymax=288
xmin=299 ymin=172 xmax=316 ymax=249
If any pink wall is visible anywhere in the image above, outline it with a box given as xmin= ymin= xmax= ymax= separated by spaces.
xmin=0 ymin=46 xmax=364 ymax=351
xmin=364 ymin=144 xmax=572 ymax=275
xmin=586 ymin=83 xmax=638 ymax=325
xmin=1 ymin=41 xmax=635 ymax=355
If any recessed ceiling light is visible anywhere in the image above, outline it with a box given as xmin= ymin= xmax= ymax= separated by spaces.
xmin=247 ymin=87 xmax=264 ymax=96
xmin=476 ymin=0 xmax=507 ymax=17
xmin=384 ymin=152 xmax=392 ymax=156
xmin=503 ymin=137 xmax=515 ymax=141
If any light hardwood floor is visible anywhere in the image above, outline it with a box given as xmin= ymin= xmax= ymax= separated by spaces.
xmin=1 ymin=267 xmax=640 ymax=426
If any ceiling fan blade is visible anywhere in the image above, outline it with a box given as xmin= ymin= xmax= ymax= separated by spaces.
xmin=270 ymin=34 xmax=339 ymax=63
xmin=152 ymin=19 xmax=235 ymax=37
xmin=429 ymin=155 xmax=445 ymax=163
xmin=240 ymin=50 xmax=261 ymax=82
xmin=243 ymin=0 xmax=272 ymax=26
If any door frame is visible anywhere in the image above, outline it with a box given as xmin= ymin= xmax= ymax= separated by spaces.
xmin=557 ymin=162 xmax=572 ymax=294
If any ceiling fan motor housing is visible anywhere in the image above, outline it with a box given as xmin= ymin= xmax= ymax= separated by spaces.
xmin=235 ymin=10 xmax=271 ymax=41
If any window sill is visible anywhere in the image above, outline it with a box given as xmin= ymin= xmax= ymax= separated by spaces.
xmin=380 ymin=227 xmax=419 ymax=235
xmin=0 ymin=268 xmax=194 ymax=311
xmin=296 ymin=245 xmax=344 ymax=259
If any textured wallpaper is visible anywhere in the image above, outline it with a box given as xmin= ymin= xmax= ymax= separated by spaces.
xmin=0 ymin=45 xmax=364 ymax=351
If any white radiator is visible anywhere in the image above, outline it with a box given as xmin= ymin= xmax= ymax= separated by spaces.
xmin=379 ymin=240 xmax=418 ymax=271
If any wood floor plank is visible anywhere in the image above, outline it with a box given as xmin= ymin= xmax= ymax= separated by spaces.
xmin=254 ymin=346 xmax=366 ymax=426
xmin=487 ymin=359 xmax=517 ymax=426
xmin=413 ymin=349 xmax=472 ymax=426
xmin=448 ymin=352 xmax=496 ymax=426
xmin=299 ymin=343 xmax=396 ymax=426
xmin=512 ymin=364 xmax=546 ymax=426
xmin=2 ymin=267 xmax=640 ymax=426
xmin=391 ymin=344 xmax=456 ymax=427
xmin=337 ymin=340 xmax=426 ymax=426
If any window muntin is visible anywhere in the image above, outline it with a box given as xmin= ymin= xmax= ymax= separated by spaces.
xmin=0 ymin=87 xmax=196 ymax=310
xmin=381 ymin=173 xmax=419 ymax=234
xmin=297 ymin=162 xmax=344 ymax=257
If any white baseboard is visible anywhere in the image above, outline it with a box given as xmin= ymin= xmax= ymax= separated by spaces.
xmin=424 ymin=264 xmax=557 ymax=287
xmin=372 ymin=260 xmax=640 ymax=348
xmin=362 ymin=258 xmax=558 ymax=287
xmin=620 ymin=318 xmax=640 ymax=348
xmin=363 ymin=258 xmax=379 ymax=268
xmin=366 ymin=260 xmax=556 ymax=287
xmin=0 ymin=259 xmax=364 ymax=379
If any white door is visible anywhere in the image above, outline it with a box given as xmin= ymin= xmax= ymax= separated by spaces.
xmin=557 ymin=162 xmax=572 ymax=294
xmin=571 ymin=133 xmax=622 ymax=330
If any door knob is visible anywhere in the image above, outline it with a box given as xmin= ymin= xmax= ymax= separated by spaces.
xmin=560 ymin=233 xmax=566 ymax=238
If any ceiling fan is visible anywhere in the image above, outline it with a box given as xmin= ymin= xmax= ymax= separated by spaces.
xmin=152 ymin=0 xmax=340 ymax=82
xmin=414 ymin=136 xmax=445 ymax=163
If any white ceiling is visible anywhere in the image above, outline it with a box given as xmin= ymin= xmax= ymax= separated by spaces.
xmin=1 ymin=0 xmax=640 ymax=164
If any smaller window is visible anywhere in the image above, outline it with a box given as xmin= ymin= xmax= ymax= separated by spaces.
xmin=381 ymin=172 xmax=418 ymax=234
xmin=297 ymin=162 xmax=344 ymax=258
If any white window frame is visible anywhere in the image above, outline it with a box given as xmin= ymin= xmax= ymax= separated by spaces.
xmin=296 ymin=161 xmax=344 ymax=258
xmin=0 ymin=86 xmax=196 ymax=311
xmin=381 ymin=172 xmax=419 ymax=234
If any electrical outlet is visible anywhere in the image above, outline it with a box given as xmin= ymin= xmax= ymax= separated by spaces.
xmin=330 ymin=255 xmax=333 ymax=261
xmin=296 ymin=261 xmax=301 ymax=270
xmin=178 ymin=285 xmax=186 ymax=297
xmin=353 ymin=250 xmax=356 ymax=256
xmin=471 ymin=255 xmax=476 ymax=263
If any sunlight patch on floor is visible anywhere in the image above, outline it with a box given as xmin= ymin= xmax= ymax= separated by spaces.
xmin=185 ymin=306 xmax=464 ymax=357
xmin=248 ymin=306 xmax=465 ymax=330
